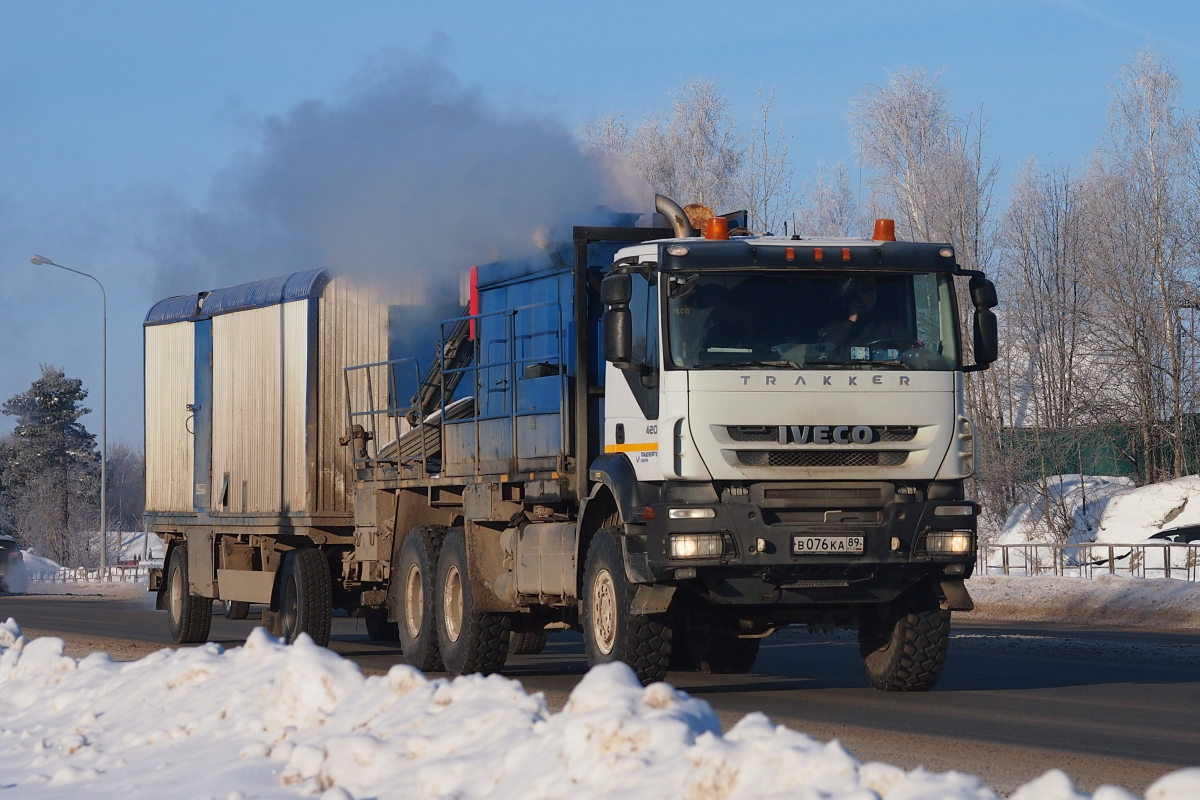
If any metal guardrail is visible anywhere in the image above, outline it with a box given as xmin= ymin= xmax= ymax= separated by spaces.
xmin=28 ymin=564 xmax=155 ymax=583
xmin=978 ymin=542 xmax=1200 ymax=581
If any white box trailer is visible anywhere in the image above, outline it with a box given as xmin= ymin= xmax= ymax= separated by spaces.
xmin=144 ymin=269 xmax=393 ymax=637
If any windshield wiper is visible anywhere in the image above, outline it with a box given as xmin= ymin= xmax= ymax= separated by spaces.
xmin=696 ymin=359 xmax=801 ymax=370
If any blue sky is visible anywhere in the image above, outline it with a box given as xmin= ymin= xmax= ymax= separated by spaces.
xmin=1 ymin=0 xmax=1198 ymax=443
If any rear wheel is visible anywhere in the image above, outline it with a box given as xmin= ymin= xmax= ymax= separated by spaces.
xmin=166 ymin=546 xmax=212 ymax=644
xmin=436 ymin=527 xmax=510 ymax=676
xmin=278 ymin=548 xmax=332 ymax=646
xmin=397 ymin=526 xmax=444 ymax=671
xmin=223 ymin=600 xmax=250 ymax=620
xmin=365 ymin=608 xmax=400 ymax=641
xmin=859 ymin=591 xmax=950 ymax=692
xmin=582 ymin=528 xmax=672 ymax=684
xmin=509 ymin=629 xmax=549 ymax=655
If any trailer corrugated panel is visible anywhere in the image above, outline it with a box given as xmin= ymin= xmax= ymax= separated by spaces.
xmin=315 ymin=277 xmax=391 ymax=515
xmin=283 ymin=300 xmax=309 ymax=510
xmin=144 ymin=322 xmax=195 ymax=512
xmin=212 ymin=305 xmax=291 ymax=513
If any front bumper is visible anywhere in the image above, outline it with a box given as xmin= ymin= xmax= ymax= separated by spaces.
xmin=627 ymin=480 xmax=975 ymax=606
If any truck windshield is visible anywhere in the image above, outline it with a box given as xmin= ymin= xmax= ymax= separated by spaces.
xmin=665 ymin=270 xmax=959 ymax=370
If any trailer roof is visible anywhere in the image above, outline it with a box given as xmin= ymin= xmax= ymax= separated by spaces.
xmin=144 ymin=268 xmax=329 ymax=325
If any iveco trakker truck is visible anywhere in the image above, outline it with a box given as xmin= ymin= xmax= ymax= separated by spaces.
xmin=145 ymin=194 xmax=998 ymax=690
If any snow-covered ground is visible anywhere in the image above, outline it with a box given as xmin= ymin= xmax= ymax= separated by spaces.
xmin=968 ymin=573 xmax=1200 ymax=628
xmin=0 ymin=619 xmax=1193 ymax=800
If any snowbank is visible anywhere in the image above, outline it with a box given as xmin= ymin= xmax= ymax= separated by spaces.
xmin=997 ymin=474 xmax=1200 ymax=546
xmin=22 ymin=550 xmax=63 ymax=575
xmin=968 ymin=574 xmax=1200 ymax=628
xmin=0 ymin=619 xmax=1192 ymax=799
xmin=1095 ymin=476 xmax=1200 ymax=543
xmin=997 ymin=475 xmax=1134 ymax=545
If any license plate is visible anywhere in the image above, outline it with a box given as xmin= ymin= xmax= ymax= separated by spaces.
xmin=792 ymin=535 xmax=865 ymax=554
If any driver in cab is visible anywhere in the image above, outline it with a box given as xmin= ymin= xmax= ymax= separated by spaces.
xmin=822 ymin=276 xmax=912 ymax=349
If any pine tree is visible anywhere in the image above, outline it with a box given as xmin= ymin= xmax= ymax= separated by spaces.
xmin=0 ymin=365 xmax=99 ymax=565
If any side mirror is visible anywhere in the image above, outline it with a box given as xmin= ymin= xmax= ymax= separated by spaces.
xmin=603 ymin=307 xmax=632 ymax=364
xmin=972 ymin=308 xmax=998 ymax=367
xmin=969 ymin=276 xmax=998 ymax=309
xmin=601 ymin=273 xmax=632 ymax=306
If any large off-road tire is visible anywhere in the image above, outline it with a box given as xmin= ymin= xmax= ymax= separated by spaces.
xmin=397 ymin=526 xmax=445 ymax=671
xmin=166 ymin=546 xmax=212 ymax=644
xmin=582 ymin=528 xmax=672 ymax=685
xmin=436 ymin=527 xmax=510 ymax=676
xmin=223 ymin=600 xmax=250 ymax=620
xmin=365 ymin=608 xmax=400 ymax=642
xmin=859 ymin=592 xmax=951 ymax=692
xmin=278 ymin=548 xmax=333 ymax=646
xmin=509 ymin=629 xmax=549 ymax=655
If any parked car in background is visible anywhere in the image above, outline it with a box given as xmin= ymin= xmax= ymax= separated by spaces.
xmin=0 ymin=536 xmax=25 ymax=592
xmin=1148 ymin=525 xmax=1200 ymax=544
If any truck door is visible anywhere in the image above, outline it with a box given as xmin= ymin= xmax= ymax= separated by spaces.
xmin=192 ymin=318 xmax=214 ymax=511
xmin=604 ymin=269 xmax=662 ymax=479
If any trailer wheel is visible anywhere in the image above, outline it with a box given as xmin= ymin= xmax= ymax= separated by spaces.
xmin=509 ymin=629 xmax=549 ymax=655
xmin=166 ymin=546 xmax=212 ymax=644
xmin=365 ymin=608 xmax=400 ymax=642
xmin=859 ymin=591 xmax=950 ymax=692
xmin=436 ymin=527 xmax=510 ymax=676
xmin=582 ymin=528 xmax=672 ymax=685
xmin=223 ymin=600 xmax=250 ymax=620
xmin=397 ymin=526 xmax=444 ymax=671
xmin=278 ymin=548 xmax=332 ymax=647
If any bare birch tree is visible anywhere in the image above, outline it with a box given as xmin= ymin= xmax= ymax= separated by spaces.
xmin=794 ymin=161 xmax=859 ymax=237
xmin=1088 ymin=50 xmax=1200 ymax=482
xmin=735 ymin=88 xmax=798 ymax=233
xmin=848 ymin=68 xmax=1008 ymax=531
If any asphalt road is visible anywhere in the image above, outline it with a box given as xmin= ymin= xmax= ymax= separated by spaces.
xmin=4 ymin=590 xmax=1200 ymax=794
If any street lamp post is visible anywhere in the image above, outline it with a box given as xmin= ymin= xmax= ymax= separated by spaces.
xmin=30 ymin=255 xmax=107 ymax=573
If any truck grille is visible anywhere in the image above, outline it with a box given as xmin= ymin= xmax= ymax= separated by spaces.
xmin=737 ymin=450 xmax=909 ymax=468
xmin=726 ymin=425 xmax=918 ymax=443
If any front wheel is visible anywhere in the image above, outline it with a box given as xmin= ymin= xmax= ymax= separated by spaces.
xmin=859 ymin=592 xmax=950 ymax=692
xmin=277 ymin=548 xmax=332 ymax=646
xmin=436 ymin=527 xmax=510 ymax=676
xmin=582 ymin=529 xmax=672 ymax=684
xmin=166 ymin=546 xmax=212 ymax=644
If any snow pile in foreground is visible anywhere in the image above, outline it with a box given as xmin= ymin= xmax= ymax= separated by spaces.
xmin=997 ymin=475 xmax=1134 ymax=545
xmin=0 ymin=619 xmax=1192 ymax=800
xmin=968 ymin=573 xmax=1200 ymax=628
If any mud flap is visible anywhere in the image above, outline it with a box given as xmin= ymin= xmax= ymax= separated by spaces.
xmin=152 ymin=565 xmax=167 ymax=610
xmin=630 ymin=584 xmax=675 ymax=616
xmin=937 ymin=579 xmax=974 ymax=611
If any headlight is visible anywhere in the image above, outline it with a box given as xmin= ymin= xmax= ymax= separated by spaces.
xmin=921 ymin=530 xmax=975 ymax=557
xmin=669 ymin=533 xmax=734 ymax=559
xmin=668 ymin=507 xmax=716 ymax=520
